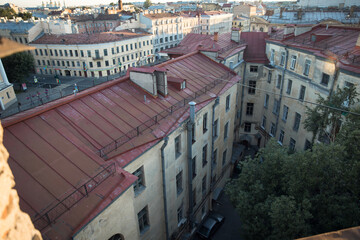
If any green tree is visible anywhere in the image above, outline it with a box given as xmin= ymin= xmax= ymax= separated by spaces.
xmin=17 ymin=12 xmax=32 ymax=20
xmin=0 ymin=8 xmax=16 ymax=19
xmin=2 ymin=51 xmax=34 ymax=84
xmin=304 ymin=86 xmax=358 ymax=145
xmin=226 ymin=139 xmax=360 ymax=239
xmin=143 ymin=0 xmax=152 ymax=9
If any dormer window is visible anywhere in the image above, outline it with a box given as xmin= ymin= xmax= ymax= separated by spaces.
xmin=181 ymin=81 xmax=186 ymax=89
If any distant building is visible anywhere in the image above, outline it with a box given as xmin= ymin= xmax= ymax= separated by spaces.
xmin=233 ymin=4 xmax=257 ymax=18
xmin=71 ymin=14 xmax=122 ymax=34
xmin=232 ymin=15 xmax=250 ymax=32
xmin=30 ymin=30 xmax=154 ymax=77
xmin=200 ymin=11 xmax=233 ymax=34
xmin=297 ymin=0 xmax=360 ymax=8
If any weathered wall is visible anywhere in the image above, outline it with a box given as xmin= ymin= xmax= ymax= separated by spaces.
xmin=0 ymin=124 xmax=42 ymax=240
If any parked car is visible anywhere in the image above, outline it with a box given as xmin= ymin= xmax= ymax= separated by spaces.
xmin=196 ymin=212 xmax=225 ymax=239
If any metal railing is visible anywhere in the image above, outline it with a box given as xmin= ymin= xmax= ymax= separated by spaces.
xmin=97 ymin=72 xmax=230 ymax=158
xmin=32 ymin=163 xmax=116 ymax=231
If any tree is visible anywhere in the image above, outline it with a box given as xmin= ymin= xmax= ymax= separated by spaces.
xmin=17 ymin=12 xmax=32 ymax=20
xmin=2 ymin=51 xmax=34 ymax=84
xmin=0 ymin=8 xmax=16 ymax=19
xmin=226 ymin=139 xmax=360 ymax=240
xmin=304 ymin=86 xmax=358 ymax=145
xmin=143 ymin=0 xmax=152 ymax=9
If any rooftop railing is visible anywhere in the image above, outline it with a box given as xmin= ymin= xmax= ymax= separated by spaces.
xmin=97 ymin=72 xmax=231 ymax=159
xmin=32 ymin=163 xmax=116 ymax=231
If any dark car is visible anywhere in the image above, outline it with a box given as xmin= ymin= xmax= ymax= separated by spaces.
xmin=197 ymin=212 xmax=225 ymax=239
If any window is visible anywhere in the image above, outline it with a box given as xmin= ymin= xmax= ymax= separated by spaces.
xmin=133 ymin=166 xmax=145 ymax=194
xmin=175 ymin=135 xmax=181 ymax=158
xmin=80 ymin=50 xmax=84 ymax=57
xmin=213 ymin=119 xmax=218 ymax=138
xmin=289 ymin=138 xmax=296 ymax=152
xmin=6 ymin=92 xmax=10 ymax=99
xmin=224 ymin=122 xmax=229 ymax=140
xmin=270 ymin=122 xmax=276 ymax=136
xmin=282 ymin=105 xmax=289 ymax=122
xmin=222 ymin=150 xmax=227 ymax=166
xmin=87 ymin=50 xmax=91 ymax=57
xmin=54 ymin=50 xmax=58 ymax=56
xmin=299 ymin=85 xmax=306 ymax=101
xmin=177 ymin=204 xmax=183 ymax=225
xmin=176 ymin=171 xmax=183 ymax=195
xmin=304 ymin=59 xmax=311 ymax=76
xmin=270 ymin=49 xmax=275 ymax=63
xmin=69 ymin=50 xmax=73 ymax=57
xmin=202 ymin=144 xmax=208 ymax=167
xmin=248 ymin=81 xmax=256 ymax=94
xmin=293 ymin=112 xmax=301 ymax=131
xmin=276 ymin=75 xmax=282 ymax=89
xmin=112 ymin=48 xmax=115 ymax=55
xmin=137 ymin=206 xmax=149 ymax=233
xmin=64 ymin=50 xmax=68 ymax=56
xmin=203 ymin=113 xmax=208 ymax=133
xmin=250 ymin=65 xmax=258 ymax=72
xmin=267 ymin=72 xmax=272 ymax=83
xmin=39 ymin=49 xmax=43 ymax=56
xmin=97 ymin=62 xmax=101 ymax=67
xmin=273 ymin=99 xmax=280 ymax=115
xmin=192 ymin=156 xmax=196 ymax=179
xmin=226 ymin=95 xmax=230 ymax=111
xmin=35 ymin=49 xmax=38 ymax=55
xmin=290 ymin=55 xmax=297 ymax=70
xmin=104 ymin=49 xmax=108 ymax=56
xmin=89 ymin=62 xmax=93 ymax=68
xmin=304 ymin=139 xmax=312 ymax=150
xmin=246 ymin=103 xmax=254 ymax=115
xmin=280 ymin=52 xmax=286 ymax=66
xmin=49 ymin=49 xmax=53 ymax=56
xmin=244 ymin=122 xmax=251 ymax=132
xmin=192 ymin=189 xmax=196 ymax=207
xmin=286 ymin=79 xmax=292 ymax=94
xmin=261 ymin=116 xmax=266 ymax=129
xmin=321 ymin=73 xmax=330 ymax=86
xmin=59 ymin=50 xmax=63 ymax=56
xmin=279 ymin=130 xmax=284 ymax=145
xmin=212 ymin=149 xmax=217 ymax=166
xmin=264 ymin=94 xmax=269 ymax=108
xmin=202 ymin=175 xmax=207 ymax=197
xmin=105 ymin=60 xmax=109 ymax=66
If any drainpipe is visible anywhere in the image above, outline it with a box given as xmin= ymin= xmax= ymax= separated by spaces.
xmin=187 ymin=101 xmax=196 ymax=229
xmin=275 ymin=48 xmax=289 ymax=133
xmin=210 ymin=97 xmax=220 ymax=186
xmin=238 ymin=62 xmax=247 ymax=136
xmin=160 ymin=136 xmax=169 ymax=240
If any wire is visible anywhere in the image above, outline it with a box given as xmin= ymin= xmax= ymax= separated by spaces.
xmin=169 ymin=64 xmax=360 ymax=117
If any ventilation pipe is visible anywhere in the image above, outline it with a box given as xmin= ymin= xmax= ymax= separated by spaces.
xmin=160 ymin=137 xmax=169 ymax=240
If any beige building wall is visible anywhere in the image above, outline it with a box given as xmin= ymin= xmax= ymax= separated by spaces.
xmin=30 ymin=35 xmax=154 ymax=78
xmin=233 ymin=5 xmax=257 ymax=18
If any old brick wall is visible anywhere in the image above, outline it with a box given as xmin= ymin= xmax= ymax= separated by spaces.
xmin=0 ymin=125 xmax=42 ymax=240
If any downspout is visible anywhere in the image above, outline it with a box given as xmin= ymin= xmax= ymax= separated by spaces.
xmin=160 ymin=136 xmax=169 ymax=240
xmin=210 ymin=97 xmax=220 ymax=186
xmin=238 ymin=62 xmax=247 ymax=135
xmin=275 ymin=47 xmax=289 ymax=132
xmin=187 ymin=102 xmax=196 ymax=229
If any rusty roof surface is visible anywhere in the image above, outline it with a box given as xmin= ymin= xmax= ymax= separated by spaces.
xmin=31 ymin=31 xmax=150 ymax=45
xmin=241 ymin=32 xmax=269 ymax=64
xmin=2 ymin=51 xmax=240 ymax=239
xmin=162 ymin=32 xmax=246 ymax=59
xmin=296 ymin=226 xmax=360 ymax=240
xmin=143 ymin=12 xmax=179 ymax=19
xmin=267 ymin=25 xmax=360 ymax=73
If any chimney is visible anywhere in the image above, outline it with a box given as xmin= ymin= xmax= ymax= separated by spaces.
xmin=214 ymin=32 xmax=219 ymax=42
xmin=118 ymin=0 xmax=123 ymax=11
xmin=231 ymin=28 xmax=241 ymax=42
xmin=294 ymin=25 xmax=312 ymax=36
xmin=283 ymin=25 xmax=294 ymax=36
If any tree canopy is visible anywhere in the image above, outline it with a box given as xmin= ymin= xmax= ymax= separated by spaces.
xmin=143 ymin=0 xmax=152 ymax=9
xmin=0 ymin=8 xmax=32 ymax=20
xmin=226 ymin=122 xmax=360 ymax=239
xmin=2 ymin=51 xmax=34 ymax=84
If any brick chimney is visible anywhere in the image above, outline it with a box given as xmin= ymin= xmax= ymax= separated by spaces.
xmin=118 ymin=0 xmax=123 ymax=11
xmin=214 ymin=32 xmax=219 ymax=42
xmin=231 ymin=28 xmax=241 ymax=42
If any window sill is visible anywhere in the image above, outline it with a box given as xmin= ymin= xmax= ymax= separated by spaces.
xmin=140 ymin=225 xmax=150 ymax=236
xmin=134 ymin=185 xmax=146 ymax=197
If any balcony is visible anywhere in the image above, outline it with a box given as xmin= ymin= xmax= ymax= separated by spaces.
xmin=92 ymin=55 xmax=103 ymax=60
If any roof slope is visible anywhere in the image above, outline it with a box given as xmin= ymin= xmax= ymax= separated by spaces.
xmin=2 ymin=52 xmax=239 ymax=239
xmin=241 ymin=32 xmax=269 ymax=64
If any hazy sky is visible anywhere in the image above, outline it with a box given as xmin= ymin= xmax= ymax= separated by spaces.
xmin=8 ymin=0 xmax=295 ymax=8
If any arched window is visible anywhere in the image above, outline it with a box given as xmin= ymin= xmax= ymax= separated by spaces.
xmin=108 ymin=233 xmax=124 ymax=240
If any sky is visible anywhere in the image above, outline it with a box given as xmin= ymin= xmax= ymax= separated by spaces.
xmin=8 ymin=0 xmax=296 ymax=8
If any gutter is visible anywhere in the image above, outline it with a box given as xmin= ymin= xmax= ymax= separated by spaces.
xmin=187 ymin=102 xmax=196 ymax=229
xmin=160 ymin=136 xmax=170 ymax=240
xmin=275 ymin=47 xmax=288 ymax=133
xmin=210 ymin=97 xmax=219 ymax=186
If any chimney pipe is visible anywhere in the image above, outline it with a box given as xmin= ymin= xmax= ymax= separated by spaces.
xmin=214 ymin=32 xmax=219 ymax=42
xmin=189 ymin=101 xmax=196 ymax=123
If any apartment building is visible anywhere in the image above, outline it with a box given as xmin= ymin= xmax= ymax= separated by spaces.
xmin=200 ymin=11 xmax=233 ymax=35
xmin=71 ymin=14 xmax=122 ymax=34
xmin=30 ymin=29 xmax=154 ymax=77
xmin=233 ymin=4 xmax=257 ymax=18
xmin=140 ymin=11 xmax=184 ymax=54
xmin=181 ymin=12 xmax=201 ymax=35
xmin=2 ymin=51 xmax=239 ymax=240
xmin=257 ymin=25 xmax=360 ymax=151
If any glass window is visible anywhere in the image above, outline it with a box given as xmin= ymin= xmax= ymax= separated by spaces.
xmin=222 ymin=149 xmax=227 ymax=166
xmin=289 ymin=138 xmax=296 ymax=152
xmin=299 ymin=85 xmax=306 ymax=101
xmin=248 ymin=81 xmax=256 ymax=94
xmin=280 ymin=52 xmax=286 ymax=66
xmin=202 ymin=144 xmax=208 ymax=167
xmin=202 ymin=175 xmax=207 ymax=197
xmin=176 ymin=171 xmax=183 ymax=195
xmin=290 ymin=55 xmax=297 ymax=70
xmin=226 ymin=95 xmax=230 ymax=111
xmin=264 ymin=94 xmax=269 ymax=108
xmin=213 ymin=119 xmax=218 ymax=138
xmin=261 ymin=116 xmax=266 ymax=129
xmin=282 ymin=105 xmax=289 ymax=121
xmin=250 ymin=65 xmax=258 ymax=72
xmin=270 ymin=122 xmax=276 ymax=136
xmin=244 ymin=122 xmax=251 ymax=132
xmin=175 ymin=135 xmax=181 ymax=158
xmin=192 ymin=157 xmax=196 ymax=179
xmin=224 ymin=122 xmax=229 ymax=140
xmin=203 ymin=113 xmax=208 ymax=133
xmin=321 ymin=73 xmax=330 ymax=86
xmin=286 ymin=79 xmax=292 ymax=94
xmin=268 ymin=72 xmax=272 ymax=83
xmin=104 ymin=49 xmax=108 ymax=56
xmin=293 ymin=113 xmax=301 ymax=131
xmin=304 ymin=59 xmax=311 ymax=76
xmin=246 ymin=103 xmax=254 ymax=115
xmin=279 ymin=130 xmax=284 ymax=144
xmin=133 ymin=166 xmax=145 ymax=194
xmin=273 ymin=99 xmax=279 ymax=115
xmin=276 ymin=75 xmax=282 ymax=89
xmin=87 ymin=50 xmax=91 ymax=57
xmin=137 ymin=206 xmax=149 ymax=233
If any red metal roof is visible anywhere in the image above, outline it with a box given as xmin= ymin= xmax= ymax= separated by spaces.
xmin=241 ymin=32 xmax=269 ymax=64
xmin=2 ymin=51 xmax=240 ymax=239
xmin=267 ymin=25 xmax=360 ymax=73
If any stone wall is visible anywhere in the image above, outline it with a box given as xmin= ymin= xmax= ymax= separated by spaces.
xmin=0 ymin=125 xmax=42 ymax=240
